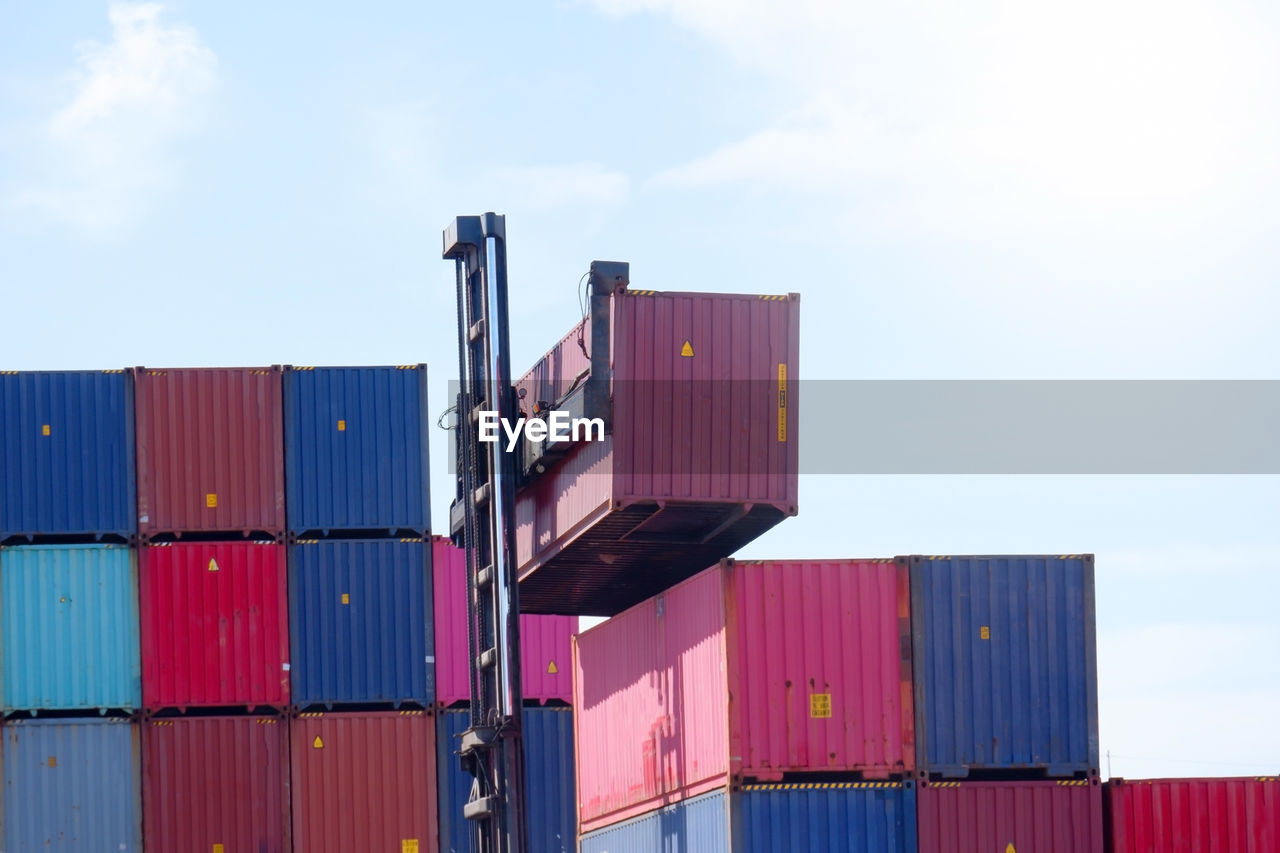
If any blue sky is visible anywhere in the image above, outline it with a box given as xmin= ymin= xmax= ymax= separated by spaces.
xmin=2 ymin=1 xmax=1277 ymax=777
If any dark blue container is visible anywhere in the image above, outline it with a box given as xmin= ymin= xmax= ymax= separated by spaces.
xmin=0 ymin=370 xmax=135 ymax=540
xmin=579 ymin=783 xmax=918 ymax=853
xmin=909 ymin=554 xmax=1099 ymax=777
xmin=284 ymin=366 xmax=430 ymax=535
xmin=288 ymin=538 xmax=433 ymax=707
xmin=438 ymin=707 xmax=575 ymax=853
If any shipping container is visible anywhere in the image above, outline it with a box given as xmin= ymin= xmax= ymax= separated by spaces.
xmin=139 ymin=542 xmax=289 ymax=710
xmin=909 ymin=554 xmax=1099 ymax=777
xmin=142 ymin=716 xmax=289 ymax=853
xmin=289 ymin=538 xmax=433 ymax=707
xmin=432 ymin=537 xmax=573 ymax=707
xmin=1 ymin=544 xmax=141 ymax=713
xmin=574 ymin=559 xmax=913 ymax=832
xmin=0 ymin=370 xmax=136 ymax=540
xmin=512 ymin=287 xmax=799 ymax=615
xmin=579 ymin=782 xmax=917 ymax=853
xmin=438 ymin=707 xmax=575 ymax=853
xmin=290 ymin=710 xmax=439 ymax=853
xmin=917 ymin=779 xmax=1103 ymax=853
xmin=284 ymin=365 xmax=431 ymax=535
xmin=135 ymin=367 xmax=285 ymax=536
xmin=2 ymin=717 xmax=142 ymax=852
xmin=1105 ymin=776 xmax=1280 ymax=852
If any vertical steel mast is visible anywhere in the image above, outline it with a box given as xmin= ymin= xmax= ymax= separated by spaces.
xmin=443 ymin=213 xmax=527 ymax=853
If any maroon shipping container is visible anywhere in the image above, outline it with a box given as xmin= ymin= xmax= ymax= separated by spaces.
xmin=573 ymin=558 xmax=913 ymax=832
xmin=143 ymin=716 xmax=289 ymax=853
xmin=918 ymin=779 xmax=1104 ymax=853
xmin=513 ymin=287 xmax=799 ymax=615
xmin=135 ymin=367 xmax=285 ymax=536
xmin=1106 ymin=776 xmax=1280 ymax=852
xmin=431 ymin=536 xmax=574 ymax=707
xmin=291 ymin=710 xmax=438 ymax=853
xmin=140 ymin=542 xmax=289 ymax=709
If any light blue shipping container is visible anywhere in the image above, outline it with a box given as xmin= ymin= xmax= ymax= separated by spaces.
xmin=1 ymin=544 xmax=142 ymax=713
xmin=284 ymin=366 xmax=430 ymax=535
xmin=579 ymin=783 xmax=917 ymax=853
xmin=2 ymin=717 xmax=142 ymax=852
xmin=0 ymin=370 xmax=136 ymax=540
xmin=439 ymin=708 xmax=575 ymax=853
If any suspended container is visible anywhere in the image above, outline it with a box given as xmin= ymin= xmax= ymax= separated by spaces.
xmin=917 ymin=779 xmax=1103 ymax=853
xmin=1105 ymin=776 xmax=1280 ymax=852
xmin=908 ymin=554 xmax=1099 ymax=777
xmin=139 ymin=541 xmax=289 ymax=710
xmin=438 ymin=707 xmax=575 ymax=853
xmin=432 ymin=537 xmax=573 ymax=707
xmin=579 ymin=782 xmax=918 ymax=853
xmin=2 ymin=717 xmax=142 ymax=852
xmin=500 ymin=267 xmax=799 ymax=615
xmin=284 ymin=365 xmax=431 ymax=536
xmin=143 ymin=716 xmax=290 ymax=853
xmin=134 ymin=367 xmax=285 ymax=537
xmin=289 ymin=538 xmax=433 ymax=708
xmin=290 ymin=710 xmax=439 ymax=853
xmin=1 ymin=544 xmax=141 ymax=713
xmin=0 ymin=370 xmax=136 ymax=541
xmin=573 ymin=558 xmax=913 ymax=832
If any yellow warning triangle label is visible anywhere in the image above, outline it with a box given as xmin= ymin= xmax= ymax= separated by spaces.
xmin=313 ymin=736 xmax=324 ymax=749
xmin=1006 ymin=844 xmax=1017 ymax=853
xmin=547 ymin=660 xmax=558 ymax=674
xmin=680 ymin=341 xmax=694 ymax=357
xmin=208 ymin=558 xmax=219 ymax=572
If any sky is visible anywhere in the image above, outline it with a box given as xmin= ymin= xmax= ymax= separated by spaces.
xmin=1 ymin=1 xmax=1278 ymax=778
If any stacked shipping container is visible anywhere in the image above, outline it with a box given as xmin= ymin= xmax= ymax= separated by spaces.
xmin=1105 ymin=776 xmax=1280 ymax=852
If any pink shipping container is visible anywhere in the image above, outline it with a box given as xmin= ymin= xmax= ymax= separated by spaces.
xmin=512 ymin=284 xmax=799 ymax=615
xmin=918 ymin=779 xmax=1103 ymax=853
xmin=135 ymin=367 xmax=285 ymax=536
xmin=431 ymin=536 xmax=574 ymax=707
xmin=1106 ymin=776 xmax=1280 ymax=852
xmin=572 ymin=558 xmax=914 ymax=833
xmin=139 ymin=542 xmax=289 ymax=709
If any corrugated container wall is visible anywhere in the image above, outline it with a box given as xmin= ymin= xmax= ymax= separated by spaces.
xmin=139 ymin=542 xmax=289 ymax=710
xmin=438 ymin=708 xmax=575 ymax=853
xmin=1105 ymin=776 xmax=1280 ymax=852
xmin=574 ymin=559 xmax=913 ymax=832
xmin=514 ymin=289 xmax=800 ymax=615
xmin=135 ymin=367 xmax=285 ymax=536
xmin=284 ymin=365 xmax=430 ymax=535
xmin=289 ymin=538 xmax=433 ymax=707
xmin=432 ymin=537 xmax=573 ymax=707
xmin=579 ymin=783 xmax=918 ymax=853
xmin=290 ymin=710 xmax=438 ymax=853
xmin=2 ymin=718 xmax=142 ymax=852
xmin=0 ymin=370 xmax=136 ymax=540
xmin=142 ymin=716 xmax=290 ymax=853
xmin=917 ymin=779 xmax=1103 ymax=853
xmin=909 ymin=554 xmax=1099 ymax=776
xmin=1 ymin=544 xmax=141 ymax=712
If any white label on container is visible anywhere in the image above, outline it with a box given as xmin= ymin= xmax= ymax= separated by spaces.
xmin=282 ymin=663 xmax=291 ymax=671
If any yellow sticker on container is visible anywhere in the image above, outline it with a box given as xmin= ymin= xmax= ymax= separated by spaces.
xmin=680 ymin=340 xmax=694 ymax=357
xmin=402 ymin=841 xmax=419 ymax=853
xmin=42 ymin=424 xmax=51 ymax=436
xmin=1006 ymin=845 xmax=1016 ymax=853
xmin=208 ymin=558 xmax=220 ymax=572
xmin=777 ymin=363 xmax=787 ymax=442
xmin=47 ymin=756 xmax=56 ymax=768
xmin=206 ymin=493 xmax=218 ymax=508
xmin=213 ymin=844 xmax=225 ymax=853
xmin=313 ymin=736 xmax=324 ymax=749
xmin=809 ymin=693 xmax=832 ymax=718
xmin=980 ymin=626 xmax=991 ymax=640
xmin=337 ymin=419 xmax=346 ymax=431
xmin=341 ymin=593 xmax=350 ymax=605
xmin=547 ymin=660 xmax=558 ymax=674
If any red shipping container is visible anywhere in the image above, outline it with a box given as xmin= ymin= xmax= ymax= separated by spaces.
xmin=135 ymin=367 xmax=285 ymax=536
xmin=291 ymin=710 xmax=438 ymax=853
xmin=140 ymin=542 xmax=289 ymax=709
xmin=143 ymin=716 xmax=289 ymax=853
xmin=573 ymin=558 xmax=913 ymax=833
xmin=431 ymin=536 xmax=574 ymax=707
xmin=918 ymin=779 xmax=1104 ymax=853
xmin=513 ymin=287 xmax=799 ymax=615
xmin=1106 ymin=776 xmax=1280 ymax=852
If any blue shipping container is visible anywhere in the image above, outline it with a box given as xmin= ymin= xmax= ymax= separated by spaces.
xmin=579 ymin=783 xmax=918 ymax=853
xmin=288 ymin=539 xmax=433 ymax=707
xmin=438 ymin=708 xmax=576 ymax=853
xmin=0 ymin=370 xmax=135 ymax=540
xmin=284 ymin=366 xmax=430 ymax=535
xmin=909 ymin=554 xmax=1099 ymax=777
xmin=2 ymin=717 xmax=142 ymax=852
xmin=1 ymin=544 xmax=141 ymax=712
